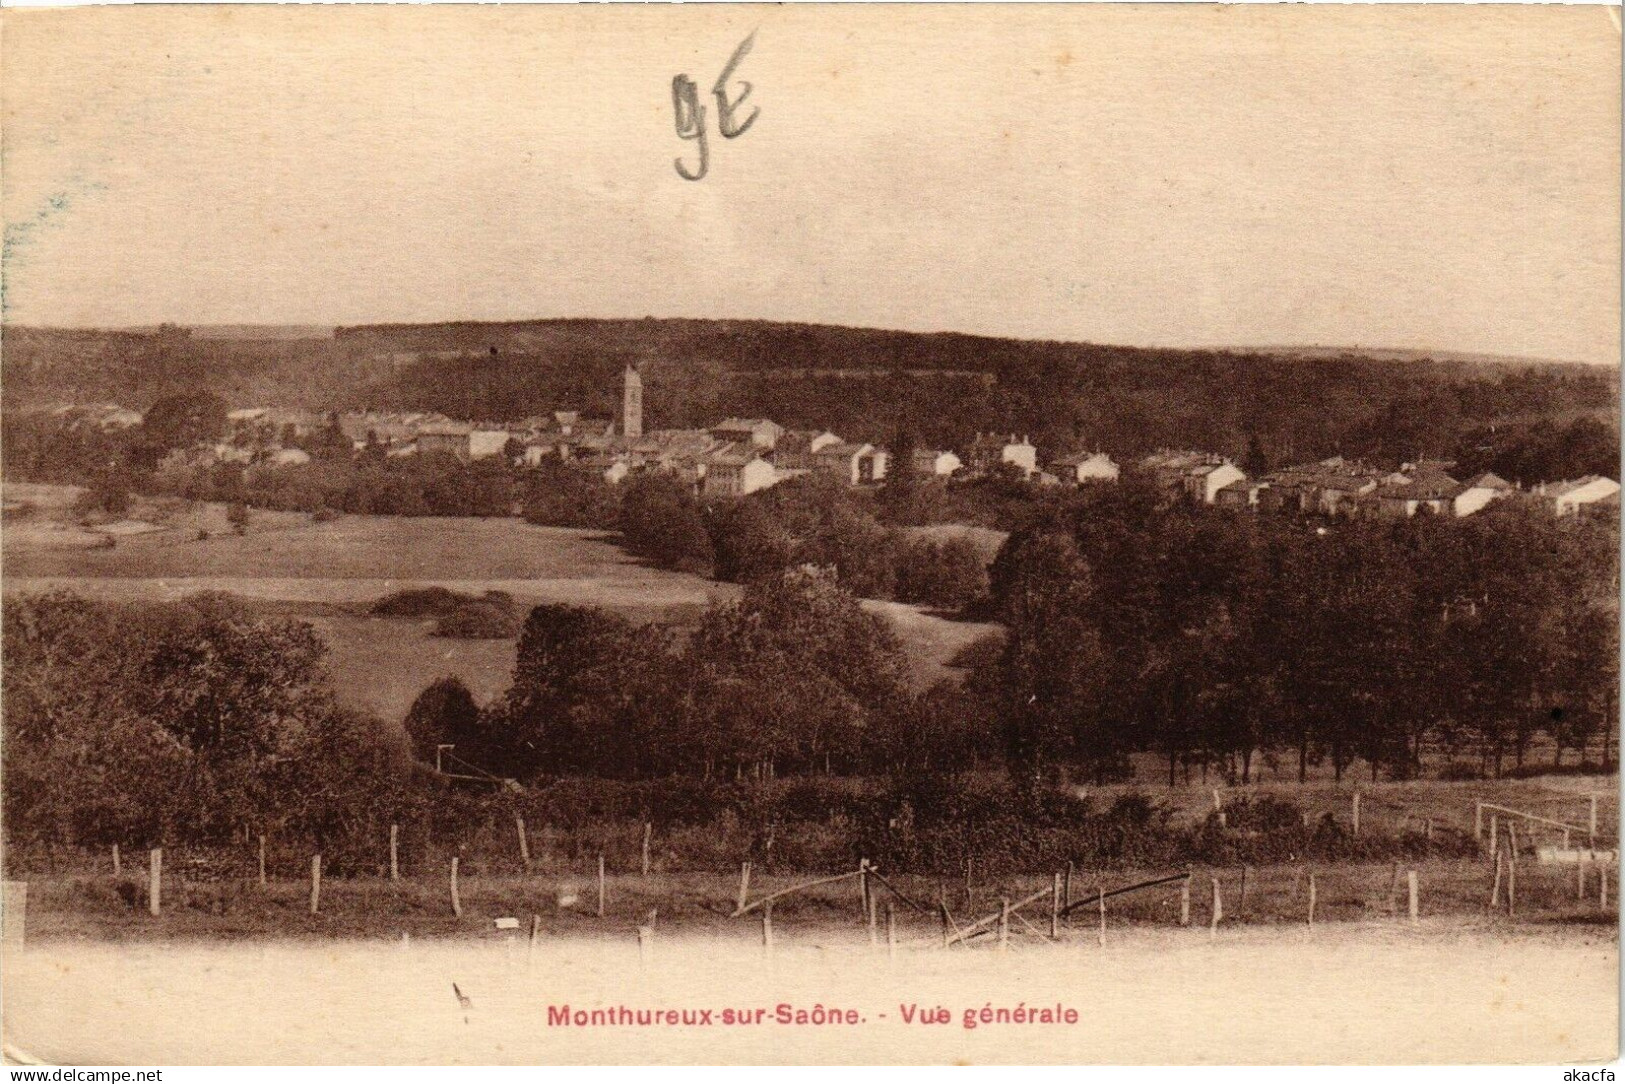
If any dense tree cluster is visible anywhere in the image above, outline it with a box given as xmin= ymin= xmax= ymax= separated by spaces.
xmin=519 ymin=459 xmax=619 ymax=529
xmin=618 ymin=472 xmax=716 ymax=575
xmin=6 ymin=490 xmax=1610 ymax=875
xmin=611 ymin=473 xmax=992 ymax=613
xmin=156 ymin=451 xmax=520 ymax=518
xmin=984 ymin=478 xmax=1620 ymax=786
xmin=3 ymin=592 xmax=418 ymax=854
xmin=410 ymin=568 xmax=922 ymax=782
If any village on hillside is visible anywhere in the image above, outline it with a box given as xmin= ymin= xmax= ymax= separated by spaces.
xmin=42 ymin=362 xmax=1622 ymax=520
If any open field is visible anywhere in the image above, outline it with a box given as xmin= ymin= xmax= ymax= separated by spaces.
xmin=5 ymin=498 xmax=702 ymax=583
xmin=3 ymin=489 xmax=999 ymax=717
xmin=306 ymin=613 xmax=519 ymax=726
xmin=2 ymin=922 xmax=1615 ymax=1063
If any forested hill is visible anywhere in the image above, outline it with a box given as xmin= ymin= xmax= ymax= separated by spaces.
xmin=5 ymin=319 xmax=1618 ymax=478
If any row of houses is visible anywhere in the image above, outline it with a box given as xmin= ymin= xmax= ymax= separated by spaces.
xmin=551 ymin=418 xmax=905 ymax=497
xmin=198 ymin=372 xmax=1622 ymax=519
xmin=1183 ymin=451 xmax=1619 ymax=520
xmin=961 ymin=436 xmax=1620 ymax=521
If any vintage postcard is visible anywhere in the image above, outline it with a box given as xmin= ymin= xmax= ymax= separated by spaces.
xmin=0 ymin=2 xmax=1619 ymax=1068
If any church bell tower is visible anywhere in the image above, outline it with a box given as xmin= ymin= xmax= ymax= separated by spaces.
xmin=622 ymin=363 xmax=643 ymax=439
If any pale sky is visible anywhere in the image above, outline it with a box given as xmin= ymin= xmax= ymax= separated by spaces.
xmin=3 ymin=4 xmax=1620 ymax=364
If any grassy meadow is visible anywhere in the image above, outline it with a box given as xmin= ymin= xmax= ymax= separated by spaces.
xmin=1 ymin=485 xmax=1000 ymax=728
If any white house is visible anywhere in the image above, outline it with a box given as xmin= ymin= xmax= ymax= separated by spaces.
xmin=702 ymin=444 xmax=778 ymax=496
xmin=1051 ymin=451 xmax=1120 ymax=485
xmin=911 ymin=449 xmax=962 ymax=477
xmin=1141 ymin=450 xmax=1246 ymax=505
xmin=1187 ymin=461 xmax=1246 ymax=504
xmin=968 ymin=433 xmax=1038 ymax=476
xmin=774 ymin=430 xmax=845 ymax=471
xmin=710 ymin=418 xmax=785 ymax=449
xmin=468 ymin=428 xmax=512 ymax=460
xmin=1538 ymin=476 xmax=1621 ymax=516
xmin=811 ymin=442 xmax=890 ymax=485
xmin=1453 ymin=472 xmax=1514 ymax=517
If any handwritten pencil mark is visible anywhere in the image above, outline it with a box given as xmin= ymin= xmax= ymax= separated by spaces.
xmin=713 ymin=31 xmax=760 ymax=140
xmin=671 ymin=76 xmax=709 ymax=182
xmin=671 ymin=31 xmax=760 ymax=181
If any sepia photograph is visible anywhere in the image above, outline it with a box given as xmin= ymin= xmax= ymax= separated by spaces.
xmin=0 ymin=1 xmax=1620 ymax=1068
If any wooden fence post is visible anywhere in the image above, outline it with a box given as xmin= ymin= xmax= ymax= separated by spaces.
xmin=1307 ymin=872 xmax=1317 ymax=928
xmin=737 ymin=862 xmax=752 ymax=913
xmin=450 ymin=856 xmax=462 ymax=918
xmin=1240 ymin=865 xmax=1250 ymax=912
xmin=515 ymin=816 xmax=530 ymax=871
xmin=389 ymin=825 xmax=399 ymax=882
xmin=1602 ymin=864 xmax=1610 ymax=909
xmin=1389 ymin=862 xmax=1402 ymax=909
xmin=1050 ymin=873 xmax=1062 ymax=939
xmin=258 ymin=834 xmax=267 ymax=888
xmin=1489 ymin=814 xmax=1499 ymax=858
xmin=148 ymin=848 xmax=162 ymax=916
xmin=762 ymin=900 xmax=774 ymax=957
xmin=868 ymin=892 xmax=879 ymax=948
xmin=1179 ymin=878 xmax=1191 ymax=926
xmin=309 ymin=854 xmax=322 ymax=914
xmin=1097 ymin=882 xmax=1106 ymax=947
xmin=528 ymin=914 xmax=540 ymax=965
xmin=997 ymin=898 xmax=1010 ymax=951
xmin=1591 ymin=795 xmax=1599 ymax=847
xmin=1352 ymin=791 xmax=1361 ymax=836
xmin=860 ymin=859 xmax=871 ymax=919
xmin=1474 ymin=802 xmax=1484 ymax=842
xmin=597 ymin=855 xmax=606 ymax=918
xmin=1578 ymin=857 xmax=1587 ymax=901
xmin=112 ymin=843 xmax=120 ymax=877
xmin=1490 ymin=852 xmax=1502 ymax=908
xmin=1407 ymin=870 xmax=1418 ymax=925
xmin=1506 ymin=856 xmax=1516 ymax=917
xmin=642 ymin=822 xmax=652 ymax=878
xmin=1209 ymin=876 xmax=1222 ymax=937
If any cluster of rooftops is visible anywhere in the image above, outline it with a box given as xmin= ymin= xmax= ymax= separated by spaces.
xmin=1176 ymin=452 xmax=1620 ymax=519
xmin=41 ymin=397 xmax=1621 ymax=517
